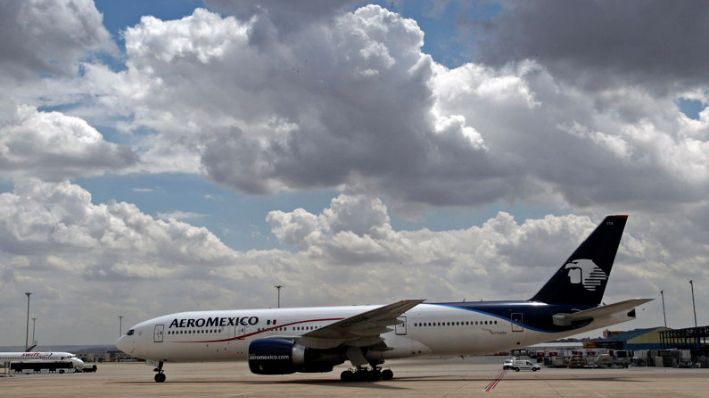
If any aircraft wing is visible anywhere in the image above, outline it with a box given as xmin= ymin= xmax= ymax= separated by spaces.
xmin=552 ymin=298 xmax=653 ymax=326
xmin=295 ymin=299 xmax=424 ymax=349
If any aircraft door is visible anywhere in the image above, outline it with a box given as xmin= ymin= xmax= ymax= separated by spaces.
xmin=153 ymin=324 xmax=165 ymax=343
xmin=395 ymin=316 xmax=407 ymax=335
xmin=511 ymin=313 xmax=524 ymax=333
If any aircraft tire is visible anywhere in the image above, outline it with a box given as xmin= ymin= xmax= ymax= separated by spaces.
xmin=340 ymin=370 xmax=354 ymax=382
xmin=381 ymin=369 xmax=394 ymax=380
xmin=355 ymin=371 xmax=367 ymax=382
xmin=369 ymin=369 xmax=381 ymax=381
xmin=154 ymin=373 xmax=166 ymax=383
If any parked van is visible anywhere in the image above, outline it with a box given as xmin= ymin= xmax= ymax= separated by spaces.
xmin=503 ymin=359 xmax=540 ymax=372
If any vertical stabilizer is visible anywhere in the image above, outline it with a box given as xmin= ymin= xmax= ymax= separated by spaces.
xmin=530 ymin=215 xmax=628 ymax=305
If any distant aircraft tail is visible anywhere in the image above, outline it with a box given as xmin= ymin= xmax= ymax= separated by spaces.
xmin=530 ymin=215 xmax=628 ymax=305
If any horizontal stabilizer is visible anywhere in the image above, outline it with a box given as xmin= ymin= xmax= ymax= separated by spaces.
xmin=552 ymin=299 xmax=653 ymax=326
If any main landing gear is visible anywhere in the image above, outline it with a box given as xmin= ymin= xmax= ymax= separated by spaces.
xmin=153 ymin=361 xmax=166 ymax=383
xmin=340 ymin=367 xmax=394 ymax=382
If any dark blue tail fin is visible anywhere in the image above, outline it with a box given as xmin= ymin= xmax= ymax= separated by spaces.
xmin=530 ymin=215 xmax=628 ymax=305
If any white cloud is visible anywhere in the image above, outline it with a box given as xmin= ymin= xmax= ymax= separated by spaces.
xmin=0 ymin=0 xmax=115 ymax=84
xmin=157 ymin=210 xmax=206 ymax=222
xmin=90 ymin=6 xmax=495 ymax=202
xmin=474 ymin=0 xmax=709 ymax=91
xmin=0 ymin=179 xmax=241 ymax=277
xmin=0 ymin=103 xmax=137 ymax=180
xmin=3 ymin=2 xmax=707 ymax=210
xmin=433 ymin=61 xmax=709 ymax=208
xmin=74 ymin=4 xmax=707 ymax=212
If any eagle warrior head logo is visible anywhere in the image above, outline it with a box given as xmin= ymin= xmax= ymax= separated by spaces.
xmin=563 ymin=259 xmax=607 ymax=291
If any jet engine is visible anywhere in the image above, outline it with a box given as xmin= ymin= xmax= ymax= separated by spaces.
xmin=248 ymin=338 xmax=344 ymax=375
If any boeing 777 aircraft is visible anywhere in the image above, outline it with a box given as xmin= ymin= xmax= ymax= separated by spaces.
xmin=117 ymin=215 xmax=651 ymax=383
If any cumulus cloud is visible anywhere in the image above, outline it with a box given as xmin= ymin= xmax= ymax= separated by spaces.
xmin=0 ymin=103 xmax=137 ymax=180
xmin=94 ymin=6 xmax=498 ymax=203
xmin=79 ymin=4 xmax=708 ymax=211
xmin=433 ymin=61 xmax=709 ymax=208
xmin=263 ymin=193 xmax=709 ymax=316
xmin=0 ymin=0 xmax=114 ymax=83
xmin=474 ymin=0 xmax=709 ymax=91
xmin=206 ymin=0 xmax=355 ymax=41
xmin=0 ymin=179 xmax=241 ymax=279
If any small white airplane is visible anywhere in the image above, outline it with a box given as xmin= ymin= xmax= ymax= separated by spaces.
xmin=0 ymin=350 xmax=86 ymax=373
xmin=117 ymin=215 xmax=651 ymax=383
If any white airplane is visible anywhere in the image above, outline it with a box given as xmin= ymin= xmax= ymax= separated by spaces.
xmin=117 ymin=215 xmax=651 ymax=383
xmin=0 ymin=351 xmax=85 ymax=373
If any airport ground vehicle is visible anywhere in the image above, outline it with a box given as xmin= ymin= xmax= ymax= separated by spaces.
xmin=503 ymin=358 xmax=516 ymax=370
xmin=506 ymin=359 xmax=540 ymax=372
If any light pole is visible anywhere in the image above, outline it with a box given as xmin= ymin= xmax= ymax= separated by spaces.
xmin=660 ymin=290 xmax=667 ymax=327
xmin=32 ymin=317 xmax=37 ymax=346
xmin=689 ymin=280 xmax=698 ymax=328
xmin=119 ymin=315 xmax=123 ymax=337
xmin=24 ymin=292 xmax=31 ymax=351
xmin=274 ymin=285 xmax=283 ymax=308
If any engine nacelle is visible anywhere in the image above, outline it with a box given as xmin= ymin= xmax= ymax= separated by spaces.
xmin=248 ymin=338 xmax=342 ymax=375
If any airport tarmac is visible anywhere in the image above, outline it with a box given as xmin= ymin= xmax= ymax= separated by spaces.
xmin=2 ymin=357 xmax=708 ymax=397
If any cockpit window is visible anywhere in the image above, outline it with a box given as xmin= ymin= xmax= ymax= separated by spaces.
xmin=127 ymin=329 xmax=135 ymax=336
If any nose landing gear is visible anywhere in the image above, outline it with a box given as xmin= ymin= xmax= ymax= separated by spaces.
xmin=153 ymin=361 xmax=166 ymax=383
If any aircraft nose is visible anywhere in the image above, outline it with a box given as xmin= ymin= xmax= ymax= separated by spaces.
xmin=115 ymin=334 xmax=131 ymax=354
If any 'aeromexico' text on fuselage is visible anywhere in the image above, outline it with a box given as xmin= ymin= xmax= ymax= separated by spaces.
xmin=168 ymin=316 xmax=259 ymax=328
